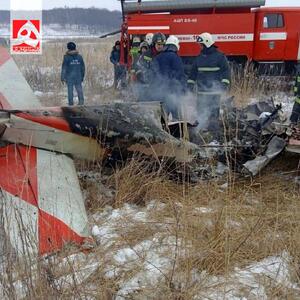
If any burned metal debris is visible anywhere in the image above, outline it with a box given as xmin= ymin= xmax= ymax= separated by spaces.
xmin=242 ymin=136 xmax=286 ymax=176
xmin=286 ymin=126 xmax=300 ymax=154
xmin=2 ymin=102 xmax=204 ymax=163
xmin=61 ymin=102 xmax=204 ymax=163
xmin=2 ymin=99 xmax=297 ymax=179
xmin=179 ymin=97 xmax=293 ymax=178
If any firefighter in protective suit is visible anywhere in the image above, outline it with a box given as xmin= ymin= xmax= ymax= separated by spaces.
xmin=130 ymin=36 xmax=141 ymax=81
xmin=151 ymin=32 xmax=166 ymax=57
xmin=188 ymin=32 xmax=230 ymax=130
xmin=290 ymin=65 xmax=300 ymax=124
xmin=133 ymin=42 xmax=151 ymax=101
xmin=153 ymin=35 xmax=186 ymax=118
xmin=136 ymin=33 xmax=167 ymax=102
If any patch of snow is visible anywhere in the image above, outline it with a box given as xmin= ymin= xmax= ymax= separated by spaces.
xmin=33 ymin=90 xmax=44 ymax=97
xmin=194 ymin=207 xmax=213 ymax=213
xmin=55 ymin=255 xmax=99 ymax=288
xmin=194 ymin=252 xmax=297 ymax=300
xmin=114 ymin=247 xmax=138 ymax=265
xmin=259 ymin=111 xmax=272 ymax=119
xmin=227 ymin=220 xmax=241 ymax=228
xmin=219 ymin=182 xmax=229 ymax=190
xmin=4 ymin=200 xmax=298 ymax=300
xmin=216 ymin=162 xmax=229 ymax=175
xmin=91 ymin=222 xmax=119 ymax=247
xmin=90 ymin=203 xmax=297 ymax=299
xmin=146 ymin=200 xmax=166 ymax=210
xmin=134 ymin=211 xmax=147 ymax=222
xmin=114 ymin=235 xmax=175 ymax=298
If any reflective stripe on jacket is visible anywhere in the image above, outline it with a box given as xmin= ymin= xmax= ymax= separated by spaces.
xmin=135 ymin=53 xmax=152 ymax=83
xmin=189 ymin=46 xmax=230 ymax=92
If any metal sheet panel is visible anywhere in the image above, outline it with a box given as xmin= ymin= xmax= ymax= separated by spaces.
xmin=0 ymin=42 xmax=41 ymax=109
xmin=37 ymin=149 xmax=90 ymax=254
xmin=2 ymin=115 xmax=105 ymax=161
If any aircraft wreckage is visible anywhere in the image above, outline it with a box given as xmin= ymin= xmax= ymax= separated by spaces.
xmin=0 ymin=40 xmax=299 ymax=257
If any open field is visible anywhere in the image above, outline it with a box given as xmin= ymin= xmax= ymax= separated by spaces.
xmin=1 ymin=39 xmax=300 ymax=299
xmin=13 ymin=38 xmax=121 ymax=106
xmin=13 ymin=38 xmax=294 ymax=107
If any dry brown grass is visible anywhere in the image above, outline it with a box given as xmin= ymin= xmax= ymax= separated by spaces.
xmin=230 ymin=63 xmax=293 ymax=107
xmin=1 ymin=152 xmax=300 ymax=299
xmin=13 ymin=37 xmax=121 ymax=106
xmin=66 ymin=152 xmax=299 ymax=298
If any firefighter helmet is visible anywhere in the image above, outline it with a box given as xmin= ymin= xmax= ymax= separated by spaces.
xmin=139 ymin=41 xmax=149 ymax=50
xmin=145 ymin=33 xmax=154 ymax=45
xmin=166 ymin=35 xmax=180 ymax=50
xmin=152 ymin=32 xmax=166 ymax=45
xmin=197 ymin=32 xmax=215 ymax=48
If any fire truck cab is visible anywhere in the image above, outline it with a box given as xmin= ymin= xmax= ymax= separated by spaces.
xmin=120 ymin=0 xmax=300 ymax=73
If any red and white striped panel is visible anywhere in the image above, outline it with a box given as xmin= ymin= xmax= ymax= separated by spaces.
xmin=0 ymin=44 xmax=41 ymax=109
xmin=2 ymin=114 xmax=104 ymax=161
xmin=37 ymin=149 xmax=90 ymax=254
xmin=0 ymin=42 xmax=91 ymax=255
xmin=0 ymin=139 xmax=90 ymax=256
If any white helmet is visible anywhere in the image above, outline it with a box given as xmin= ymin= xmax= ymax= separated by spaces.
xmin=166 ymin=35 xmax=180 ymax=51
xmin=197 ymin=32 xmax=215 ymax=48
xmin=145 ymin=33 xmax=154 ymax=45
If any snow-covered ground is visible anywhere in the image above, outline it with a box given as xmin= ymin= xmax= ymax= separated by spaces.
xmin=0 ymin=23 xmax=104 ymax=38
xmin=89 ymin=202 xmax=296 ymax=299
xmin=3 ymin=200 xmax=299 ymax=299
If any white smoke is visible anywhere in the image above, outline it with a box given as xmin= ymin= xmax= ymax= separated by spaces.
xmin=166 ymin=86 xmax=227 ymax=129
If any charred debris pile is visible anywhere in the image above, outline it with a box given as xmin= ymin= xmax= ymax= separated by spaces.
xmin=64 ymin=99 xmax=296 ymax=180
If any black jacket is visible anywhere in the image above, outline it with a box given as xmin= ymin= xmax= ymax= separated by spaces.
xmin=153 ymin=45 xmax=187 ymax=93
xmin=189 ymin=46 xmax=230 ymax=92
xmin=61 ymin=50 xmax=85 ymax=84
xmin=135 ymin=52 xmax=152 ymax=83
xmin=110 ymin=46 xmax=120 ymax=65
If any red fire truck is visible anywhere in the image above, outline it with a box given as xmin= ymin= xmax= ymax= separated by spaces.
xmin=119 ymin=0 xmax=300 ymax=72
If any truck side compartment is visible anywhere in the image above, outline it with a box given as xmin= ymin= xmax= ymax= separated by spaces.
xmin=126 ymin=11 xmax=255 ymax=59
xmin=120 ymin=3 xmax=300 ymax=72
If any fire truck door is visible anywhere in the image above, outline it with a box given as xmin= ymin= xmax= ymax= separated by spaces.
xmin=254 ymin=12 xmax=287 ymax=61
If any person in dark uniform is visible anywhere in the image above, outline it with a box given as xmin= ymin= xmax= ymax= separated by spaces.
xmin=61 ymin=42 xmax=85 ymax=105
xmin=132 ymin=41 xmax=151 ymax=101
xmin=188 ymin=32 xmax=230 ymax=130
xmin=110 ymin=40 xmax=126 ymax=89
xmin=153 ymin=35 xmax=186 ymax=119
xmin=134 ymin=33 xmax=167 ymax=102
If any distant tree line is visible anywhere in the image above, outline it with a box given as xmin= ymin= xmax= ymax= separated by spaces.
xmin=0 ymin=10 xmax=9 ymax=23
xmin=0 ymin=8 xmax=122 ymax=30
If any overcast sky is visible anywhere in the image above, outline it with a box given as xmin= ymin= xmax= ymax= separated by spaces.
xmin=1 ymin=0 xmax=300 ymax=10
